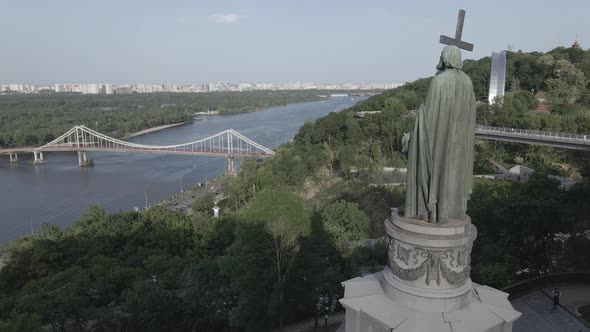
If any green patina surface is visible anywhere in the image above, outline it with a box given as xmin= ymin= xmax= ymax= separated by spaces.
xmin=404 ymin=45 xmax=477 ymax=223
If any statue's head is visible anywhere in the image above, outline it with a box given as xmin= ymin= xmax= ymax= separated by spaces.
xmin=436 ymin=45 xmax=463 ymax=71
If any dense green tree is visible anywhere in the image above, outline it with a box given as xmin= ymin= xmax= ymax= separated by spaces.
xmin=321 ymin=200 xmax=369 ymax=254
xmin=463 ymin=57 xmax=492 ymax=100
xmin=16 ymin=266 xmax=94 ymax=331
xmin=180 ymin=257 xmax=235 ymax=330
xmin=265 ymin=218 xmax=301 ymax=331
xmin=238 ymin=189 xmax=312 ymax=231
xmin=223 ymin=158 xmax=262 ymax=210
xmin=467 ymin=174 xmax=582 ymax=285
xmin=540 ymin=55 xmax=588 ymax=107
xmin=509 ymin=51 xmax=548 ymax=92
xmin=0 ymin=91 xmax=326 ymax=147
xmin=221 ymin=222 xmax=276 ymax=331
xmin=120 ymin=281 xmax=187 ymax=332
xmin=257 ymin=146 xmax=308 ymax=189
xmin=192 ymin=193 xmax=215 ymax=213
xmin=223 ymin=188 xmax=314 ymax=330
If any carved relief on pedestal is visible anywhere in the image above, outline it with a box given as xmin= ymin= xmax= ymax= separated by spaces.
xmin=386 ymin=235 xmax=472 ymax=286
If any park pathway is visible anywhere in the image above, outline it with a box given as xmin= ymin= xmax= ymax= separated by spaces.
xmin=276 ymin=285 xmax=590 ymax=332
xmin=512 ymin=285 xmax=589 ymax=332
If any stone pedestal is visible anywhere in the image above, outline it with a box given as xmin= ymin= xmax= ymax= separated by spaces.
xmin=339 ymin=209 xmax=521 ymax=332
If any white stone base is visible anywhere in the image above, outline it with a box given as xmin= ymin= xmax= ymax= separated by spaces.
xmin=340 ymin=270 xmax=521 ymax=332
xmin=339 ymin=209 xmax=520 ymax=332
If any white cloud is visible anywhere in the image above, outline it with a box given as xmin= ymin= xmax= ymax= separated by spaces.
xmin=207 ymin=13 xmax=241 ymax=24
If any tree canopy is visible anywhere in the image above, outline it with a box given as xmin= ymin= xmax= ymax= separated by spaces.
xmin=0 ymin=91 xmax=324 ymax=147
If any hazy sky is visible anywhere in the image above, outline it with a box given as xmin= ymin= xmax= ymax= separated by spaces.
xmin=1 ymin=0 xmax=588 ymax=84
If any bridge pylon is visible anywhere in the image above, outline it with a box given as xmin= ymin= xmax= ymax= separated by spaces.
xmin=9 ymin=153 xmax=18 ymax=163
xmin=33 ymin=151 xmax=45 ymax=164
xmin=78 ymin=151 xmax=91 ymax=167
xmin=227 ymin=156 xmax=235 ymax=172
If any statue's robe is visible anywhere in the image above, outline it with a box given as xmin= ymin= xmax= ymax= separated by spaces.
xmin=404 ymin=67 xmax=476 ymax=223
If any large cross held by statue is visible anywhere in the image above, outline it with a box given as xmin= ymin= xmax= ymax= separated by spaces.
xmin=439 ymin=9 xmax=474 ymax=51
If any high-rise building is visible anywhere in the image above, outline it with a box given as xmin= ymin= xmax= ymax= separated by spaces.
xmin=114 ymin=86 xmax=133 ymax=94
xmin=8 ymin=84 xmax=23 ymax=92
xmin=488 ymin=51 xmax=507 ymax=104
xmin=80 ymin=84 xmax=102 ymax=94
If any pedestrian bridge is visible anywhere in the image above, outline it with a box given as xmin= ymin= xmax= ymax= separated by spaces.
xmin=475 ymin=125 xmax=590 ymax=151
xmin=1 ymin=125 xmax=588 ymax=166
xmin=0 ymin=125 xmax=275 ymax=166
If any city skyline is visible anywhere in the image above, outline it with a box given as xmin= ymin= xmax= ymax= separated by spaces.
xmin=1 ymin=0 xmax=588 ymax=84
xmin=0 ymin=81 xmax=404 ymax=94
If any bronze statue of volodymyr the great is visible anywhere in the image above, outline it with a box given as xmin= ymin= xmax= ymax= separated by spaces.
xmin=404 ymin=45 xmax=477 ymax=223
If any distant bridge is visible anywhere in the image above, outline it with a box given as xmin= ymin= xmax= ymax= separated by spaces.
xmin=475 ymin=125 xmax=590 ymax=151
xmin=1 ymin=125 xmax=588 ymax=167
xmin=0 ymin=125 xmax=275 ymax=167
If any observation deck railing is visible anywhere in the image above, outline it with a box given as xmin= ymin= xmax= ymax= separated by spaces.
xmin=475 ymin=125 xmax=589 ymax=141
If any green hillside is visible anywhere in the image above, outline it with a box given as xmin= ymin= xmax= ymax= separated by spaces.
xmin=291 ymin=46 xmax=590 ymax=176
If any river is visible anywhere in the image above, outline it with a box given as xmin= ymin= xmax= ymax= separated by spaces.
xmin=0 ymin=97 xmax=364 ymax=243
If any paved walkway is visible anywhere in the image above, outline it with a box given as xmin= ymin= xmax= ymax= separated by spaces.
xmin=543 ymin=285 xmax=590 ymax=320
xmin=512 ymin=285 xmax=590 ymax=332
xmin=278 ymin=285 xmax=590 ymax=332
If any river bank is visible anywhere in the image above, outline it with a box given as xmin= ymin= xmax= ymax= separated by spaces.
xmin=0 ymin=97 xmax=365 ymax=244
xmin=215 ymin=98 xmax=326 ymax=115
xmin=124 ymin=95 xmax=351 ymax=138
xmin=124 ymin=122 xmax=190 ymax=139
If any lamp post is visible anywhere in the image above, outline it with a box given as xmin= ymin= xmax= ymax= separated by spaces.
xmin=315 ymin=293 xmax=336 ymax=331
xmin=144 ymin=184 xmax=149 ymax=209
xmin=315 ymin=295 xmax=324 ymax=328
xmin=315 ymin=301 xmax=320 ymax=328
xmin=180 ymin=173 xmax=184 ymax=193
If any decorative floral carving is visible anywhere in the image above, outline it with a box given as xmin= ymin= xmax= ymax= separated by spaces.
xmin=388 ymin=250 xmax=428 ymax=281
xmin=457 ymin=249 xmax=466 ymax=267
xmin=386 ymin=235 xmax=472 ymax=286
xmin=396 ymin=244 xmax=410 ymax=264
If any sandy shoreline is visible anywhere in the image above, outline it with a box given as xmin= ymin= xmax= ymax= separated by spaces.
xmin=124 ymin=122 xmax=189 ymax=139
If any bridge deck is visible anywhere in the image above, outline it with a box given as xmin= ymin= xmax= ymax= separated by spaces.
xmin=0 ymin=125 xmax=276 ymax=158
xmin=0 ymin=147 xmax=272 ymax=158
xmin=1 ymin=126 xmax=589 ymax=155
xmin=474 ymin=126 xmax=589 ymax=151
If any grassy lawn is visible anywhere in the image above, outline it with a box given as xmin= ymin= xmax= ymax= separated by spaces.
xmin=579 ymin=304 xmax=590 ymax=324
